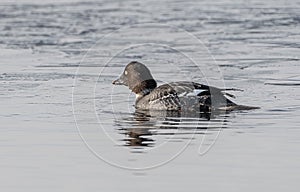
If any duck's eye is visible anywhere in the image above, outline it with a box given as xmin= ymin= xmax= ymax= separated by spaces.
xmin=124 ymin=70 xmax=128 ymax=75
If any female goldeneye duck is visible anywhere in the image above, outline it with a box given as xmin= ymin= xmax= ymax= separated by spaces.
xmin=112 ymin=61 xmax=259 ymax=112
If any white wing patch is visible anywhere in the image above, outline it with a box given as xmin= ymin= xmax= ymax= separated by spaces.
xmin=182 ymin=89 xmax=207 ymax=97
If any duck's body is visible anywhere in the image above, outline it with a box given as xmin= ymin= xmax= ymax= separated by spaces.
xmin=113 ymin=61 xmax=259 ymax=112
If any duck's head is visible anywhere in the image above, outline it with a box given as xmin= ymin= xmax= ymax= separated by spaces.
xmin=112 ymin=61 xmax=157 ymax=94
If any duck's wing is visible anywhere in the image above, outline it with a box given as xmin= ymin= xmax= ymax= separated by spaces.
xmin=168 ymin=81 xmax=260 ymax=111
xmin=168 ymin=81 xmax=242 ymax=99
xmin=167 ymin=81 xmax=240 ymax=111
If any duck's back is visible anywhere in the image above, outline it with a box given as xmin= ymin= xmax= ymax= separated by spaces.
xmin=135 ymin=81 xmax=259 ymax=112
xmin=135 ymin=82 xmax=232 ymax=111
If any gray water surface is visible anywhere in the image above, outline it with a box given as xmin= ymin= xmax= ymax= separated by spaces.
xmin=0 ymin=0 xmax=300 ymax=191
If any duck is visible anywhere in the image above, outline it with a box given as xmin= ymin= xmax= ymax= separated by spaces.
xmin=112 ymin=61 xmax=259 ymax=112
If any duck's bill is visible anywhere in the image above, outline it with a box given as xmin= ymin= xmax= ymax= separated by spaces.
xmin=112 ymin=78 xmax=122 ymax=85
xmin=112 ymin=75 xmax=127 ymax=85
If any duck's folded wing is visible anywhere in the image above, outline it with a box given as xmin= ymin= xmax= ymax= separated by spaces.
xmin=168 ymin=81 xmax=242 ymax=98
xmin=167 ymin=81 xmax=241 ymax=110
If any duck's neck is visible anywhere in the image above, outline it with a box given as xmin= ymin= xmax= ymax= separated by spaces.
xmin=132 ymin=79 xmax=157 ymax=101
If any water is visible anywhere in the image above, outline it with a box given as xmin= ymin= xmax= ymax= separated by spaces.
xmin=0 ymin=0 xmax=300 ymax=191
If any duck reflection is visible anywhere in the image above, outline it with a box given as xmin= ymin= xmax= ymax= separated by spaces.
xmin=118 ymin=111 xmax=156 ymax=147
xmin=116 ymin=109 xmax=227 ymax=147
xmin=121 ymin=128 xmax=154 ymax=147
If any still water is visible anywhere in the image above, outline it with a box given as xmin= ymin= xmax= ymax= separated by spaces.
xmin=0 ymin=0 xmax=299 ymax=191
